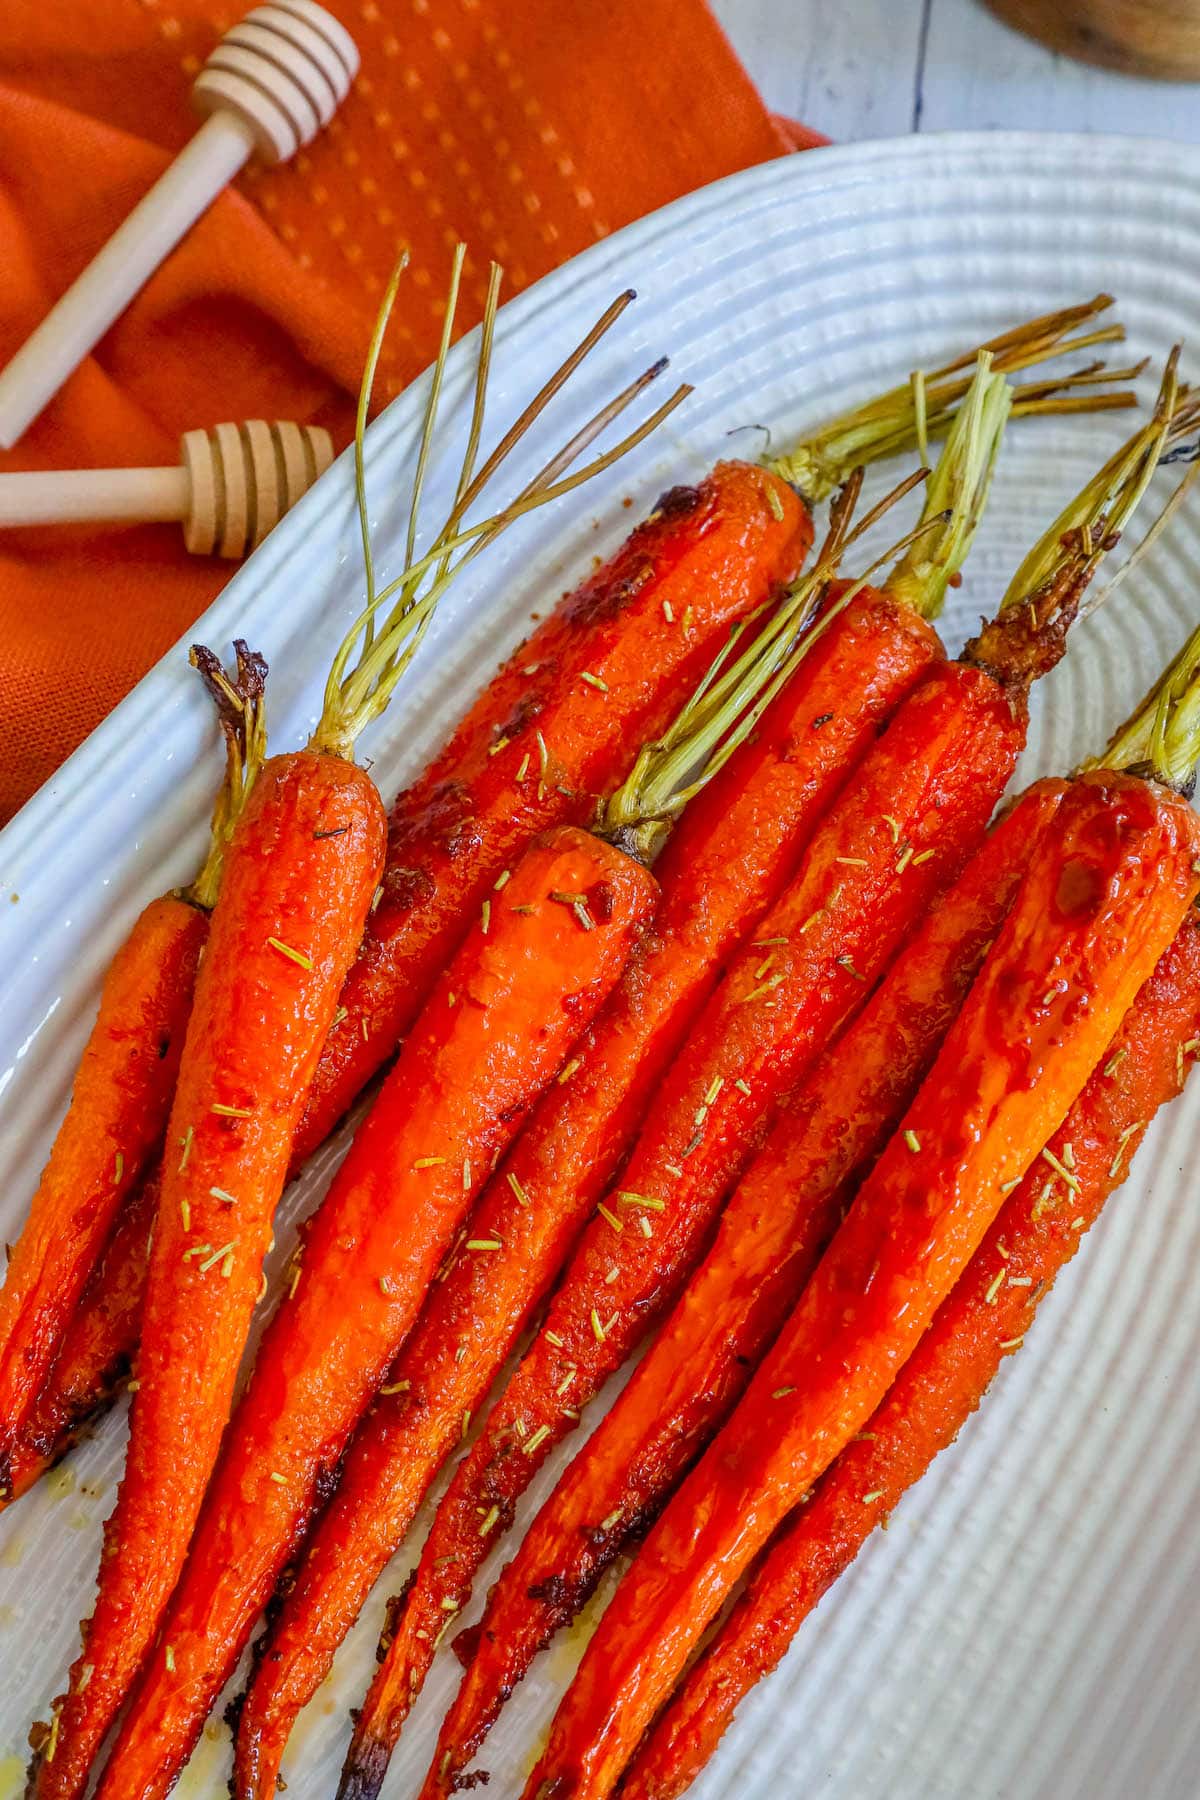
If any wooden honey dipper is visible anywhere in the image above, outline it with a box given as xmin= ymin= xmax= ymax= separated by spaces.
xmin=0 ymin=1 xmax=359 ymax=449
xmin=0 ymin=421 xmax=334 ymax=556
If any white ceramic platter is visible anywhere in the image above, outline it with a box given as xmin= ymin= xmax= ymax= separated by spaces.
xmin=3 ymin=133 xmax=1200 ymax=1800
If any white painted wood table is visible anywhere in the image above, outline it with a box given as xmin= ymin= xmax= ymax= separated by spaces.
xmin=716 ymin=0 xmax=1200 ymax=142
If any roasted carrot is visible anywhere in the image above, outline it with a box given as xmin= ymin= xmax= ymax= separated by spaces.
xmin=2 ymin=1167 xmax=157 ymax=1505
xmin=520 ymin=751 xmax=1200 ymax=1797
xmin=296 ymin=296 xmax=1129 ymax=1163
xmin=226 ymin=456 xmax=942 ymax=1797
xmin=31 ymin=251 xmax=685 ymax=1800
xmin=618 ymin=625 xmax=1200 ymax=1800
xmin=418 ymin=775 xmax=1069 ymax=1792
xmin=0 ymin=644 xmax=265 ymax=1475
xmin=8 ymin=303 xmax=1127 ymax=1496
xmin=395 ymin=365 xmax=1179 ymax=1800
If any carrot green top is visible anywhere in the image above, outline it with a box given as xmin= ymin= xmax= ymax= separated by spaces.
xmin=772 ymin=293 xmax=1135 ymax=503
xmin=309 ymin=248 xmax=689 ymax=761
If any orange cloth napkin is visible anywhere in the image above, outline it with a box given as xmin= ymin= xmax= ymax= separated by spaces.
xmin=0 ymin=0 xmax=821 ymax=823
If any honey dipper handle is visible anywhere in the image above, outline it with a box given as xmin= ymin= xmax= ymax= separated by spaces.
xmin=0 ymin=466 xmax=188 ymax=528
xmin=0 ymin=111 xmax=257 ymax=452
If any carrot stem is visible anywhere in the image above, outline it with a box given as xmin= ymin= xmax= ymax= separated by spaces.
xmin=772 ymin=296 xmax=1128 ymax=500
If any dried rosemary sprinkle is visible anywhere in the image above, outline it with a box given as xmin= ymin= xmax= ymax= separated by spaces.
xmin=741 ymin=971 xmax=786 ymax=1004
xmin=523 ymin=1424 xmax=552 ymax=1456
xmin=507 ymin=1171 xmax=530 ymax=1206
xmin=466 ymin=1238 xmax=503 ymax=1252
xmin=882 ymin=814 xmax=902 ymax=844
xmin=1103 ymin=1047 xmax=1128 ymax=1079
xmin=180 ymin=1198 xmax=191 ymax=1232
xmin=199 ymin=1240 xmax=236 ymax=1275
xmin=1007 ymin=1275 xmax=1033 ymax=1288
xmin=984 ymin=1269 xmax=1007 ymax=1305
xmin=590 ymin=1307 xmax=606 ymax=1342
xmin=664 ymin=1162 xmax=683 ymax=1178
xmin=494 ymin=869 xmax=512 ymax=892
xmin=269 ymin=1471 xmax=287 ymax=1486
xmin=1000 ymin=1176 xmax=1022 ymax=1195
xmin=113 ymin=1151 xmax=124 ymax=1184
xmin=580 ymin=670 xmax=609 ymax=693
xmin=911 ymin=848 xmax=936 ymax=866
xmin=895 ymin=844 xmax=914 ymax=874
xmin=515 ymin=752 xmax=531 ymax=783
xmin=488 ymin=735 xmax=510 ymax=757
xmin=1108 ymin=1122 xmax=1142 ymax=1179
xmin=835 ymin=855 xmax=868 ymax=868
xmin=662 ymin=598 xmax=675 ymax=623
xmin=558 ymin=1057 xmax=582 ymax=1085
xmin=735 ymin=1078 xmax=752 ymax=1096
xmin=772 ymin=1386 xmax=796 ymax=1400
xmin=414 ymin=1156 xmax=446 ymax=1169
xmin=597 ymin=1203 xmax=624 ymax=1234
xmin=480 ymin=899 xmax=491 ymax=934
xmin=461 ymin=1410 xmax=471 ymax=1440
xmin=478 ymin=1505 xmax=501 ymax=1537
xmin=211 ymin=1103 xmax=253 ymax=1119
xmin=380 ymin=1379 xmax=410 ymax=1395
xmin=333 ymin=1005 xmax=349 ymax=1027
xmin=618 ymin=1191 xmax=664 ymax=1211
xmin=903 ymin=1130 xmax=920 ymax=1154
xmin=178 ymin=1126 xmax=194 ymax=1172
xmin=462 ymin=1159 xmax=472 ymax=1192
xmin=165 ymin=1645 xmax=176 ymax=1673
xmin=753 ymin=936 xmax=789 ymax=947
xmin=837 ymin=955 xmax=866 ymax=981
xmin=209 ymin=1186 xmax=237 ymax=1206
xmin=267 ymin=936 xmax=313 ymax=971
xmin=545 ymin=1330 xmax=565 ymax=1349
xmin=1040 ymin=1147 xmax=1080 ymax=1191
xmin=556 ymin=1369 xmax=577 ymax=1396
xmin=999 ymin=1335 xmax=1025 ymax=1351
xmin=638 ymin=1216 xmax=653 ymax=1238
xmin=862 ymin=1490 xmax=886 ymax=1506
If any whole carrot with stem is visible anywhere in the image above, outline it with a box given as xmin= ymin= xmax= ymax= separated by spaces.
xmin=30 ymin=249 xmax=687 ymax=1800
xmin=620 ymin=631 xmax=1200 ymax=1800
xmin=6 ymin=301 xmax=1132 ymax=1500
xmin=400 ymin=367 xmax=1184 ymax=1800
xmin=0 ymin=643 xmax=266 ymax=1477
xmin=519 ymin=627 xmax=1200 ymax=1800
xmin=85 ymin=442 xmax=933 ymax=1800
xmin=227 ymin=449 xmax=945 ymax=1800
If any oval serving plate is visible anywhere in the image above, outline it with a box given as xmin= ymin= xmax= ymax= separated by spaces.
xmin=2 ymin=132 xmax=1200 ymax=1800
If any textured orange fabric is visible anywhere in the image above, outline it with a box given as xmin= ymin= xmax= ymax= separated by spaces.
xmin=0 ymin=1 xmax=820 ymax=823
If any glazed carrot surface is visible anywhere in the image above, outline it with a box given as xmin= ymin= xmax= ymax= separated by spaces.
xmin=231 ymin=585 xmax=942 ymax=1798
xmin=292 ymin=460 xmax=808 ymax=1164
xmin=0 ymin=894 xmax=205 ymax=1466
xmin=87 ymin=826 xmax=657 ymax=1800
xmin=418 ymin=777 xmax=1068 ymax=1795
xmin=522 ymin=770 xmax=1200 ymax=1800
xmin=346 ymin=653 xmax=1025 ymax=1796
xmin=623 ymin=908 xmax=1200 ymax=1800
xmin=34 ymin=750 xmax=387 ymax=1800
xmin=3 ymin=1167 xmax=158 ymax=1506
